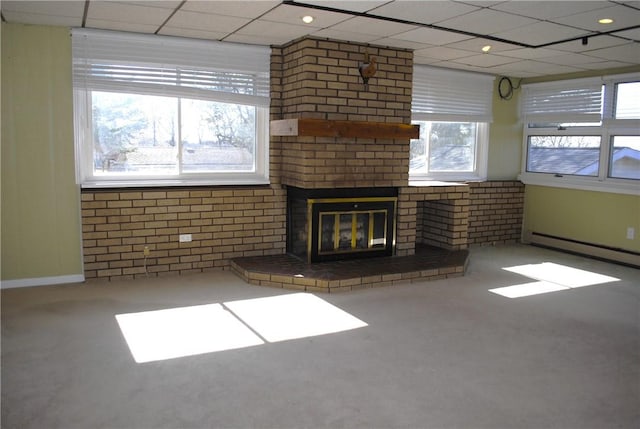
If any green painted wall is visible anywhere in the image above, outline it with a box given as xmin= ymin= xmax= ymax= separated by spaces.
xmin=487 ymin=77 xmax=522 ymax=180
xmin=524 ymin=185 xmax=640 ymax=252
xmin=1 ymin=23 xmax=83 ymax=281
xmin=520 ymin=67 xmax=640 ymax=254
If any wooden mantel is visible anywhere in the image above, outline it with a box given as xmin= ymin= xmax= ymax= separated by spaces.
xmin=270 ymin=118 xmax=420 ymax=140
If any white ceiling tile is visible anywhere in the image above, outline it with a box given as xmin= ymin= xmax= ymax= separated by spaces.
xmin=310 ymin=28 xmax=381 ymax=44
xmin=119 ymin=1 xmax=184 ymax=9
xmin=493 ymin=59 xmax=586 ymax=77
xmin=454 ymin=1 xmax=506 ymax=7
xmin=549 ymin=35 xmax=631 ymax=52
xmin=498 ymin=47 xmax=567 ymax=60
xmin=445 ymin=37 xmax=518 ymax=53
xmin=299 ymin=1 xmax=388 ymax=13
xmin=83 ymin=19 xmax=160 ymax=34
xmin=579 ymin=60 xmax=637 ymax=70
xmin=414 ymin=46 xmax=477 ymax=61
xmin=1 ymin=1 xmax=84 ymax=17
xmin=538 ymin=52 xmax=610 ymax=65
xmin=426 ymin=60 xmax=497 ymax=75
xmin=87 ymin=2 xmax=174 ymax=26
xmin=258 ymin=4 xmax=351 ymax=27
xmin=393 ymin=27 xmax=473 ymax=45
xmin=490 ymin=1 xmax=611 ymax=20
xmin=436 ymin=8 xmax=539 ymax=35
xmin=158 ymin=27 xmax=230 ymax=41
xmin=1 ymin=11 xmax=82 ymax=27
xmin=326 ymin=16 xmax=419 ymax=37
xmin=374 ymin=37 xmax=435 ymax=50
xmin=583 ymin=42 xmax=640 ymax=62
xmin=223 ymin=33 xmax=289 ymax=45
xmin=494 ymin=21 xmax=589 ymax=47
xmin=610 ymin=28 xmax=640 ymax=42
xmin=486 ymin=62 xmax=540 ymax=77
xmin=166 ymin=10 xmax=251 ymax=32
xmin=3 ymin=0 xmax=638 ymax=77
xmin=233 ymin=19 xmax=314 ymax=42
xmin=1 ymin=0 xmax=83 ymax=26
xmin=451 ymin=53 xmax=518 ymax=67
xmin=369 ymin=1 xmax=481 ymax=25
xmin=550 ymin=5 xmax=640 ymax=32
xmin=181 ymin=1 xmax=280 ymax=18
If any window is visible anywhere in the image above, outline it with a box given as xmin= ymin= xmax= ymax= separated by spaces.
xmin=72 ymin=29 xmax=270 ymax=187
xmin=410 ymin=66 xmax=494 ymax=181
xmin=520 ymin=73 xmax=640 ymax=195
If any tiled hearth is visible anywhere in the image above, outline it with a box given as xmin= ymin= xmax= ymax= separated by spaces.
xmin=231 ymin=245 xmax=468 ymax=293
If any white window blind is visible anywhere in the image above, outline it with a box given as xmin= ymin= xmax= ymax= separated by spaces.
xmin=521 ymin=78 xmax=603 ymax=123
xmin=72 ymin=29 xmax=270 ymax=107
xmin=412 ymin=65 xmax=495 ymax=122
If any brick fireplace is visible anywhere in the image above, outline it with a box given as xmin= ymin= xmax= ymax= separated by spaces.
xmin=80 ymin=36 xmax=524 ymax=284
xmin=270 ymin=37 xmax=417 ymax=268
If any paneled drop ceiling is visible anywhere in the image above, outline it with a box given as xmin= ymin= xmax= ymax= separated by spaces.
xmin=2 ymin=0 xmax=639 ymax=77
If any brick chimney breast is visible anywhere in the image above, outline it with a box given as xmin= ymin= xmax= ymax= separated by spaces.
xmin=270 ymin=37 xmax=414 ymax=189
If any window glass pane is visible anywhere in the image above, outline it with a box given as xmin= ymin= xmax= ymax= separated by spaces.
xmin=92 ymin=92 xmax=178 ymax=175
xmin=610 ymin=136 xmax=640 ymax=180
xmin=527 ymin=122 xmax=601 ymax=128
xmin=614 ymin=82 xmax=640 ymax=119
xmin=410 ymin=121 xmax=428 ymax=172
xmin=526 ymin=136 xmax=601 ymax=176
xmin=181 ymin=99 xmax=256 ymax=172
xmin=410 ymin=121 xmax=477 ymax=173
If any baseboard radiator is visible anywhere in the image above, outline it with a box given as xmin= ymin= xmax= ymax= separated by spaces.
xmin=524 ymin=231 xmax=640 ymax=268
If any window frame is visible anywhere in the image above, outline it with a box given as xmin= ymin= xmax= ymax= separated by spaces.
xmin=410 ymin=65 xmax=494 ymax=182
xmin=72 ymin=29 xmax=270 ymax=188
xmin=519 ymin=73 xmax=640 ymax=196
xmin=409 ymin=119 xmax=489 ymax=182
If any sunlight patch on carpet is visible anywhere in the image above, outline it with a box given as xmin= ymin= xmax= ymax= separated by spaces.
xmin=489 ymin=281 xmax=570 ymax=298
xmin=225 ymin=293 xmax=368 ymax=343
xmin=490 ymin=262 xmax=620 ymax=298
xmin=116 ymin=293 xmax=367 ymax=363
xmin=116 ymin=303 xmax=264 ymax=363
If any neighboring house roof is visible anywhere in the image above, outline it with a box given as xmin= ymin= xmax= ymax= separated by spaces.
xmin=577 ymin=147 xmax=640 ymax=175
xmin=411 ymin=146 xmax=640 ymax=176
xmin=410 ymin=146 xmax=473 ymax=172
xmin=528 ymin=147 xmax=640 ymax=175
xmin=527 ymin=147 xmax=600 ymax=175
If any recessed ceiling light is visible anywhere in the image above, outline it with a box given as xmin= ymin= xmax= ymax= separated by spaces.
xmin=302 ymin=15 xmax=314 ymax=24
xmin=481 ymin=45 xmax=491 ymax=53
xmin=598 ymin=18 xmax=614 ymax=24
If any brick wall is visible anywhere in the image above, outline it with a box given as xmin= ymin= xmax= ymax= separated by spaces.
xmin=468 ymin=181 xmax=524 ymax=245
xmin=397 ymin=185 xmax=470 ymax=255
xmin=81 ymin=187 xmax=286 ymax=280
xmin=272 ymin=37 xmax=413 ymax=189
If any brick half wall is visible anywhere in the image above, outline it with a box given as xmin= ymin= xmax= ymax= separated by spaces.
xmin=468 ymin=181 xmax=524 ymax=245
xmin=81 ymin=187 xmax=286 ymax=280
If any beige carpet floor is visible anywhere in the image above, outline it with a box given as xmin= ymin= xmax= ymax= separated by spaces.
xmin=2 ymin=244 xmax=639 ymax=429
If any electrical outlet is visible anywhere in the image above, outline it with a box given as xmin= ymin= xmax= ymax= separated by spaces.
xmin=143 ymin=246 xmax=150 ymax=256
xmin=627 ymin=227 xmax=635 ymax=240
xmin=179 ymin=234 xmax=192 ymax=242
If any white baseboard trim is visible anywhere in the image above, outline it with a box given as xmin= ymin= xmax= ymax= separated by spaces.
xmin=1 ymin=274 xmax=85 ymax=289
xmin=524 ymin=231 xmax=640 ymax=268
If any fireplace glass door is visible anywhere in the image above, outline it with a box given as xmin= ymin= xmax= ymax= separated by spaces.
xmin=307 ymin=197 xmax=396 ymax=262
xmin=319 ymin=210 xmax=388 ymax=255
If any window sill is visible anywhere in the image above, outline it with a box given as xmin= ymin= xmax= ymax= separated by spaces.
xmin=409 ymin=173 xmax=486 ymax=183
xmin=80 ymin=176 xmax=270 ymax=189
xmin=518 ymin=173 xmax=639 ymax=196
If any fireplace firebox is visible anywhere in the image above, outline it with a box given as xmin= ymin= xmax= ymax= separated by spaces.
xmin=287 ymin=187 xmax=397 ymax=263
